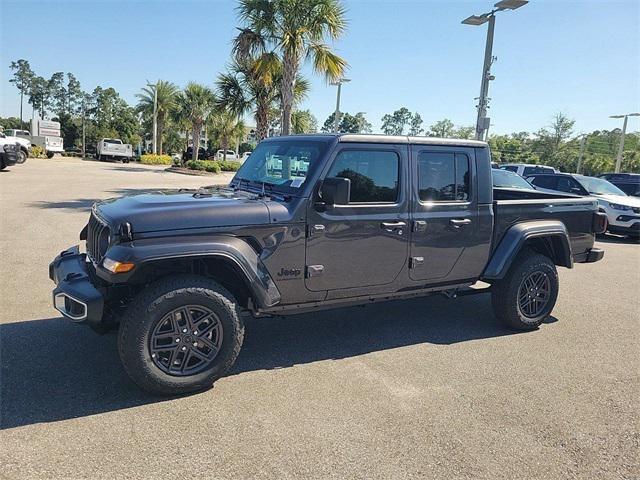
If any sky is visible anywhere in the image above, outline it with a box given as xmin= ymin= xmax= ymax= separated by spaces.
xmin=1 ymin=0 xmax=639 ymax=136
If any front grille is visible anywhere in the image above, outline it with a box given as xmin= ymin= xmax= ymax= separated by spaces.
xmin=86 ymin=212 xmax=110 ymax=263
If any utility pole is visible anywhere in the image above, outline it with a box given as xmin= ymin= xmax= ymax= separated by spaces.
xmin=330 ymin=78 xmax=350 ymax=133
xmin=462 ymin=1 xmax=528 ymax=141
xmin=610 ymin=113 xmax=640 ymax=173
xmin=576 ymin=135 xmax=586 ymax=174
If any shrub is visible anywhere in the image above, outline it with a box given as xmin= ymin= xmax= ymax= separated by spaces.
xmin=186 ymin=160 xmax=221 ymax=174
xmin=30 ymin=146 xmax=45 ymax=158
xmin=140 ymin=154 xmax=172 ymax=165
xmin=217 ymin=160 xmax=242 ymax=172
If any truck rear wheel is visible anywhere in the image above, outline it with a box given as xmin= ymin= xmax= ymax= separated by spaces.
xmin=118 ymin=275 xmax=245 ymax=395
xmin=491 ymin=250 xmax=559 ymax=330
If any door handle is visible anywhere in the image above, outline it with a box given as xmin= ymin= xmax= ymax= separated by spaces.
xmin=450 ymin=218 xmax=471 ymax=228
xmin=380 ymin=221 xmax=406 ymax=234
xmin=381 ymin=221 xmax=406 ymax=229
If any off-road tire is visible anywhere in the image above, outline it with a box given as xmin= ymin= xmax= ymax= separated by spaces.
xmin=17 ymin=149 xmax=27 ymax=164
xmin=491 ymin=249 xmax=559 ymax=330
xmin=118 ymin=275 xmax=244 ymax=395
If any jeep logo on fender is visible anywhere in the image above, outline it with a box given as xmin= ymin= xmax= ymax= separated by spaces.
xmin=277 ymin=267 xmax=301 ymax=278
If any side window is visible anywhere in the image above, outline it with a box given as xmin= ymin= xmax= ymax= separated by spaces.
xmin=502 ymin=166 xmax=518 ymax=172
xmin=327 ymin=150 xmax=399 ymax=203
xmin=417 ymin=152 xmax=470 ymax=202
xmin=531 ymin=176 xmax=556 ymax=189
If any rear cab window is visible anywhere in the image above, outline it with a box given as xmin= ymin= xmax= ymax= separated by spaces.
xmin=417 ymin=151 xmax=470 ymax=202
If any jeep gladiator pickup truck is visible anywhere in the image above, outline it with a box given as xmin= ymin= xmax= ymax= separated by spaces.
xmin=50 ymin=134 xmax=606 ymax=395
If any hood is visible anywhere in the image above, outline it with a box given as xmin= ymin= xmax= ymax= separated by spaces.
xmin=594 ymin=194 xmax=640 ymax=208
xmin=95 ymin=186 xmax=271 ymax=233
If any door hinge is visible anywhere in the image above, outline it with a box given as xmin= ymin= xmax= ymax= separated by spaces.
xmin=409 ymin=257 xmax=424 ymax=268
xmin=306 ymin=265 xmax=324 ymax=278
xmin=413 ymin=220 xmax=427 ymax=232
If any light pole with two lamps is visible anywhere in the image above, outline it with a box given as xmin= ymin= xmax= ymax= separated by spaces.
xmin=462 ymin=0 xmax=528 ymax=141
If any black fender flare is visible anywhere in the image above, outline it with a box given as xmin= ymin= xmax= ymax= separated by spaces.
xmin=482 ymin=220 xmax=572 ymax=280
xmin=97 ymin=235 xmax=281 ymax=309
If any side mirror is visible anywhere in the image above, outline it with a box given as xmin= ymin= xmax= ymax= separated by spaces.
xmin=320 ymin=177 xmax=350 ymax=206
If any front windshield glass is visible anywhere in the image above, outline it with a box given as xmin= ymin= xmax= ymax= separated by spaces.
xmin=233 ymin=139 xmax=330 ymax=192
xmin=492 ymin=169 xmax=535 ymax=190
xmin=575 ymin=175 xmax=626 ymax=196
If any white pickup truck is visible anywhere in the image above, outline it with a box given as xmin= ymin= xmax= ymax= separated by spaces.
xmin=96 ymin=138 xmax=133 ymax=163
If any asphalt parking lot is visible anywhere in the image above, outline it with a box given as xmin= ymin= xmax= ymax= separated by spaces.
xmin=1 ymin=157 xmax=638 ymax=479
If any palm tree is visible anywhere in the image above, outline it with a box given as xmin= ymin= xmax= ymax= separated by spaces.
xmin=209 ymin=110 xmax=246 ymax=161
xmin=234 ymin=0 xmax=348 ymax=136
xmin=174 ymin=83 xmax=216 ymax=161
xmin=217 ymin=54 xmax=310 ymax=140
xmin=136 ymin=80 xmax=178 ymax=155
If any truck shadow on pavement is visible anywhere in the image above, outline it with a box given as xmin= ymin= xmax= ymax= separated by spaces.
xmin=1 ymin=294 xmax=554 ymax=429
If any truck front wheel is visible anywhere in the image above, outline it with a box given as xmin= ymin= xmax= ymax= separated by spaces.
xmin=491 ymin=250 xmax=559 ymax=330
xmin=46 ymin=151 xmax=54 ymax=159
xmin=17 ymin=149 xmax=28 ymax=164
xmin=118 ymin=275 xmax=245 ymax=395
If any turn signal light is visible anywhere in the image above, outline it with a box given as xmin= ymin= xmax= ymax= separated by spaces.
xmin=103 ymin=258 xmax=135 ymax=273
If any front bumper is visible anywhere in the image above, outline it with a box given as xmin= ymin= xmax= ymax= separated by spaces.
xmin=49 ymin=245 xmax=104 ymax=326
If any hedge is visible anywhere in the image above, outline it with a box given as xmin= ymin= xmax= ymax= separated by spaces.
xmin=185 ymin=159 xmax=242 ymax=173
xmin=140 ymin=154 xmax=172 ymax=165
xmin=186 ymin=160 xmax=221 ymax=173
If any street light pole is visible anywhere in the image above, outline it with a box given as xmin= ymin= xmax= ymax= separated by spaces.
xmin=330 ymin=78 xmax=350 ymax=133
xmin=462 ymin=0 xmax=528 ymax=141
xmin=475 ymin=14 xmax=495 ymax=141
xmin=610 ymin=113 xmax=640 ymax=173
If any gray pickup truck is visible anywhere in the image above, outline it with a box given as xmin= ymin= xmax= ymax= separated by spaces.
xmin=50 ymin=134 xmax=606 ymax=394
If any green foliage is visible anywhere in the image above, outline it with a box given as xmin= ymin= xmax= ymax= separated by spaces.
xmin=186 ymin=160 xmax=222 ymax=173
xmin=291 ymin=109 xmax=318 ymax=134
xmin=234 ymin=0 xmax=348 ymax=134
xmin=140 ymin=154 xmax=172 ymax=165
xmin=0 ymin=116 xmax=26 ymax=129
xmin=381 ymin=107 xmax=425 ymax=136
xmin=322 ymin=111 xmax=372 ymax=134
xmin=136 ymin=80 xmax=179 ymax=154
xmin=239 ymin=142 xmax=255 ymax=154
xmin=217 ymin=160 xmax=242 ymax=171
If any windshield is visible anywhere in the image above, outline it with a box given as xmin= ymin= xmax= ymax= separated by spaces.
xmin=492 ymin=169 xmax=535 ymax=190
xmin=233 ymin=139 xmax=330 ymax=193
xmin=104 ymin=139 xmax=122 ymax=144
xmin=575 ymin=175 xmax=626 ymax=196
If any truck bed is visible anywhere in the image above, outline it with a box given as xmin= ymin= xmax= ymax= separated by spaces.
xmin=492 ymin=187 xmax=598 ymax=259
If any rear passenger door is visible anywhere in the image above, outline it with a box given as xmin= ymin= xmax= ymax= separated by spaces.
xmin=408 ymin=146 xmax=481 ymax=282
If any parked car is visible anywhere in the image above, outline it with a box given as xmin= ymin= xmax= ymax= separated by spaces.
xmin=499 ymin=163 xmax=557 ymax=176
xmin=96 ymin=138 xmax=133 ymax=162
xmin=598 ymin=173 xmax=640 ymax=197
xmin=50 ymin=134 xmax=606 ymax=395
xmin=1 ymin=129 xmax=31 ymax=163
xmin=0 ymin=133 xmax=21 ymax=170
xmin=492 ymin=168 xmax=537 ymax=190
xmin=527 ymin=173 xmax=640 ymax=238
xmin=216 ymin=149 xmax=238 ymax=160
